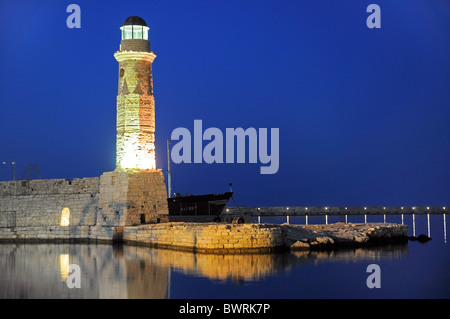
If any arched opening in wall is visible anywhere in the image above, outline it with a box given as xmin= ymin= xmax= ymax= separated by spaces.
xmin=60 ymin=207 xmax=70 ymax=226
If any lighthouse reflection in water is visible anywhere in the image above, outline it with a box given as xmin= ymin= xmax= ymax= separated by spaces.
xmin=1 ymin=215 xmax=449 ymax=299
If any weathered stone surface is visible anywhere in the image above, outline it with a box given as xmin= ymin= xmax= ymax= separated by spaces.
xmin=123 ymin=223 xmax=285 ymax=253
xmin=98 ymin=170 xmax=168 ymax=226
xmin=0 ymin=169 xmax=168 ymax=235
xmin=0 ymin=178 xmax=100 ymax=229
xmin=290 ymin=240 xmax=310 ymax=250
xmin=120 ymin=222 xmax=408 ymax=253
xmin=114 ymin=44 xmax=156 ymax=170
xmin=281 ymin=222 xmax=408 ymax=250
xmin=316 ymin=236 xmax=334 ymax=245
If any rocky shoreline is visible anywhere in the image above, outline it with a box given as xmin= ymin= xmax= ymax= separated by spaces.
xmin=282 ymin=222 xmax=408 ymax=251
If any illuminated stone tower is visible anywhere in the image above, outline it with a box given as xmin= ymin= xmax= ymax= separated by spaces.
xmin=114 ymin=16 xmax=156 ymax=170
xmin=98 ymin=16 xmax=168 ymax=226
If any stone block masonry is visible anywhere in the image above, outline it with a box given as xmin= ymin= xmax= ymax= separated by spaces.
xmin=122 ymin=222 xmax=408 ymax=253
xmin=98 ymin=170 xmax=168 ymax=226
xmin=123 ymin=223 xmax=285 ymax=253
xmin=120 ymin=39 xmax=151 ymax=52
xmin=0 ymin=178 xmax=100 ymax=228
xmin=0 ymin=169 xmax=169 ymax=241
xmin=0 ymin=226 xmax=115 ymax=243
xmin=115 ymin=44 xmax=157 ymax=171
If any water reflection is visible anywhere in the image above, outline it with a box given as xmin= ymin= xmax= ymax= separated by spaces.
xmin=59 ymin=254 xmax=70 ymax=281
xmin=0 ymin=243 xmax=408 ymax=299
xmin=444 ymin=214 xmax=447 ymax=243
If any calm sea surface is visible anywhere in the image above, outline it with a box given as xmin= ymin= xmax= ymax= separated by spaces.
xmin=1 ymin=215 xmax=449 ymax=299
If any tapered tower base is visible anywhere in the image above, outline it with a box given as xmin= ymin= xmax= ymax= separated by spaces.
xmin=98 ymin=170 xmax=168 ymax=226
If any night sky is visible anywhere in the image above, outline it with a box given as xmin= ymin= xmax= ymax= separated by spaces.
xmin=0 ymin=0 xmax=449 ymax=207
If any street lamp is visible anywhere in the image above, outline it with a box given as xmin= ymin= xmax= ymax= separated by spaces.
xmin=2 ymin=161 xmax=16 ymax=181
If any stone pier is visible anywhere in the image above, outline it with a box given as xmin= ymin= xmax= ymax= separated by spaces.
xmin=122 ymin=222 xmax=408 ymax=253
xmin=0 ymin=175 xmax=408 ymax=251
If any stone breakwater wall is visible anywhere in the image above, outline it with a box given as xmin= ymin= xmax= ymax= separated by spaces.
xmin=123 ymin=223 xmax=285 ymax=253
xmin=0 ymin=180 xmax=408 ymax=252
xmin=123 ymin=222 xmax=409 ymax=253
xmin=0 ymin=226 xmax=118 ymax=243
xmin=0 ymin=178 xmax=100 ymax=228
xmin=0 ymin=170 xmax=168 ymax=231
xmin=0 ymin=220 xmax=408 ymax=251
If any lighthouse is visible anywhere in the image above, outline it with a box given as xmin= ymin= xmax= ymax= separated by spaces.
xmin=114 ymin=16 xmax=157 ymax=170
xmin=98 ymin=16 xmax=168 ymax=226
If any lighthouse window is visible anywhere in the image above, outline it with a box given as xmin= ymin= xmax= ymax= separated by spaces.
xmin=121 ymin=26 xmax=133 ymax=40
xmin=133 ymin=26 xmax=143 ymax=39
xmin=121 ymin=25 xmax=149 ymax=40
xmin=143 ymin=27 xmax=149 ymax=40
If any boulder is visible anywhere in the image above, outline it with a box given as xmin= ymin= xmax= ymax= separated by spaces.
xmin=408 ymin=234 xmax=431 ymax=242
xmin=316 ymin=236 xmax=334 ymax=245
xmin=353 ymin=235 xmax=368 ymax=244
xmin=290 ymin=241 xmax=310 ymax=251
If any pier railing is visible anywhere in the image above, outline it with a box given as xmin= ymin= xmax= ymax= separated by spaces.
xmin=225 ymin=206 xmax=447 ymax=217
xmin=224 ymin=206 xmax=448 ymax=240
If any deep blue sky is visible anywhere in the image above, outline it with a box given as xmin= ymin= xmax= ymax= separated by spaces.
xmin=0 ymin=0 xmax=449 ymax=206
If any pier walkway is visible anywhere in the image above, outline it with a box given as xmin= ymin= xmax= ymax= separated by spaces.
xmin=224 ymin=206 xmax=448 ymax=239
xmin=225 ymin=206 xmax=447 ymax=217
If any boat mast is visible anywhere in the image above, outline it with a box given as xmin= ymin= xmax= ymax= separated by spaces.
xmin=167 ymin=139 xmax=172 ymax=198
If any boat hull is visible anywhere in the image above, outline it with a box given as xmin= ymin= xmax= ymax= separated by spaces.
xmin=167 ymin=192 xmax=233 ymax=222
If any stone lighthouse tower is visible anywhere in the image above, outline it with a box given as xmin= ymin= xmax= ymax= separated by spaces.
xmin=98 ymin=16 xmax=168 ymax=226
xmin=114 ymin=16 xmax=156 ymax=170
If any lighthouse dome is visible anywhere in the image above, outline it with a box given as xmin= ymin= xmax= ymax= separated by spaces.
xmin=122 ymin=16 xmax=148 ymax=27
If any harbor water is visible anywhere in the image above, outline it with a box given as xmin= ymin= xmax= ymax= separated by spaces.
xmin=0 ymin=215 xmax=448 ymax=299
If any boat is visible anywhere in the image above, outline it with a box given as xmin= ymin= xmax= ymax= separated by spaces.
xmin=167 ymin=191 xmax=233 ymax=222
xmin=166 ymin=139 xmax=241 ymax=222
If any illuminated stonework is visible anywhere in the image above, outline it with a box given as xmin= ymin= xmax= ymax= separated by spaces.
xmin=114 ymin=23 xmax=157 ymax=170
xmin=104 ymin=16 xmax=169 ymax=225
